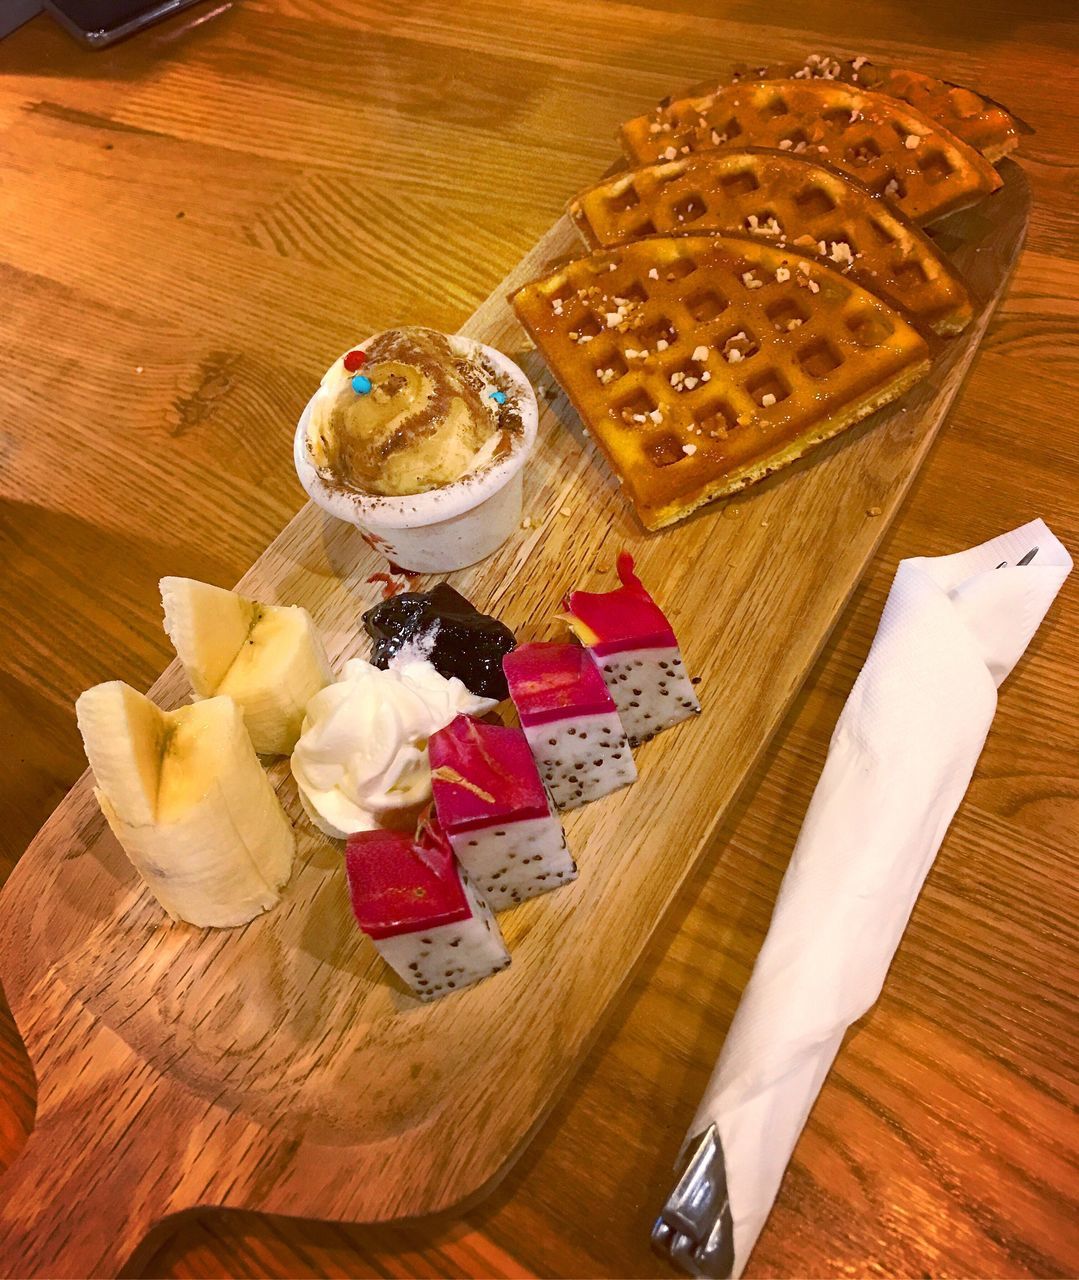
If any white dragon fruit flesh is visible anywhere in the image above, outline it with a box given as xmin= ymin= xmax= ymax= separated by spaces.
xmin=502 ymin=642 xmax=636 ymax=811
xmin=430 ymin=714 xmax=576 ymax=908
xmin=346 ymin=812 xmax=510 ymax=1000
xmin=563 ymin=551 xmax=700 ymax=746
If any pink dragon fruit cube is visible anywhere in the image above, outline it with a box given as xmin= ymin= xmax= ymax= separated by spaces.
xmin=430 ymin=715 xmax=576 ymax=908
xmin=346 ymin=812 xmax=510 ymax=1001
xmin=563 ymin=552 xmax=700 ymax=746
xmin=502 ymin=641 xmax=637 ymax=811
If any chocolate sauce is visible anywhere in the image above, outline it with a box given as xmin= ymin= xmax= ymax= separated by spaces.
xmin=363 ymin=583 xmax=517 ymax=700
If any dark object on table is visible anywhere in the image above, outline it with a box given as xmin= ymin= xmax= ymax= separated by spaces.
xmin=363 ymin=583 xmax=517 ymax=701
xmin=1 ymin=1 xmax=43 ymax=39
xmin=46 ymin=0 xmax=207 ymax=47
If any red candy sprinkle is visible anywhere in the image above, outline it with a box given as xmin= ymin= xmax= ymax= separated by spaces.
xmin=343 ymin=349 xmax=367 ymax=371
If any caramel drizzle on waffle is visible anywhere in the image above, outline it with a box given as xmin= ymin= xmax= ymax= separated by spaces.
xmin=512 ymin=235 xmax=930 ymax=530
xmin=620 ymin=79 xmax=1002 ymax=225
xmin=568 ymin=148 xmax=972 ymax=336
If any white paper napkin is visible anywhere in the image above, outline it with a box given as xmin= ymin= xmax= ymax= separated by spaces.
xmin=687 ymin=519 xmax=1072 ymax=1278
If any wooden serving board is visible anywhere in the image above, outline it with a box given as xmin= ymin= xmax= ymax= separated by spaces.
xmin=0 ymin=163 xmax=1029 ymax=1279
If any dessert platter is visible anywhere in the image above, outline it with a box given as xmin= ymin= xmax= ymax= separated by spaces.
xmin=0 ymin=53 xmax=1032 ymax=1278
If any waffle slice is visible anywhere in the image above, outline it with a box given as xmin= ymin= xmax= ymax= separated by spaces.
xmin=569 ymin=148 xmax=973 ymax=335
xmin=685 ymin=55 xmax=1028 ymax=163
xmin=621 ymin=79 xmax=1002 ymax=225
xmin=511 ymin=235 xmax=930 ymax=531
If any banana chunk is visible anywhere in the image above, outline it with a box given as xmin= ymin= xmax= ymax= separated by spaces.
xmin=161 ymin=577 xmax=332 ymax=755
xmin=76 ymin=683 xmax=296 ymax=928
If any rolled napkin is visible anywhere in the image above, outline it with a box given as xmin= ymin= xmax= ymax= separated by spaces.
xmin=657 ymin=519 xmax=1071 ymax=1278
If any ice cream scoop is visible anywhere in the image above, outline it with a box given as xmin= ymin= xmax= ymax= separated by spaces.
xmin=295 ymin=331 xmax=538 ymax=573
xmin=290 ymin=658 xmax=496 ymax=838
xmin=305 ymin=327 xmax=514 ymax=498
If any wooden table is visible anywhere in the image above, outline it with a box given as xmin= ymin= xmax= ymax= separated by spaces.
xmin=1 ymin=2 xmax=1076 ymax=1276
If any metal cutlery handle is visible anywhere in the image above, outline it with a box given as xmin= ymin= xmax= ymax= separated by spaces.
xmin=652 ymin=1124 xmax=735 ymax=1278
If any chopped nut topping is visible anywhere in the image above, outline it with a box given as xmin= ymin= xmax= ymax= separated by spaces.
xmin=904 ymin=134 xmax=921 ymax=149
xmin=775 ymin=266 xmax=791 ymax=282
xmin=648 ymin=267 xmax=659 ymax=279
xmin=700 ymin=370 xmax=711 ymax=381
xmin=829 ymin=241 xmax=854 ymax=266
xmin=662 ymin=146 xmax=678 ymax=160
xmin=746 ymin=213 xmax=783 ymax=237
xmin=808 ymin=280 xmax=820 ymax=293
xmin=852 ymin=55 xmax=868 ymax=70
xmin=778 ymin=138 xmax=793 ymax=150
xmin=656 ymin=338 xmax=670 ymax=351
xmin=722 ymin=331 xmax=752 ymax=363
xmin=683 ymin=376 xmax=698 ymax=389
xmin=884 ymin=177 xmax=901 ymax=197
xmin=682 ymin=443 xmax=697 ymax=455
xmin=692 ymin=345 xmax=709 ymax=361
xmin=787 ymin=318 xmax=803 ymax=330
xmin=797 ymin=260 xmax=812 ymax=274
xmin=648 ymin=408 xmax=664 ymax=423
xmin=761 ymin=393 xmax=777 ymax=407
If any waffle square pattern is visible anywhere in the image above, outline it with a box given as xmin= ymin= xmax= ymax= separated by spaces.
xmin=512 ymin=235 xmax=930 ymax=530
xmin=569 ymin=148 xmax=972 ymax=335
xmin=691 ymin=54 xmax=1025 ymax=162
xmin=620 ymin=79 xmax=1001 ymax=225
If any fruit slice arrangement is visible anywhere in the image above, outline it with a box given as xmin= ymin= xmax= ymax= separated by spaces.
xmin=430 ymin=716 xmax=577 ymax=908
xmin=161 ymin=577 xmax=332 ymax=755
xmin=568 ymin=149 xmax=973 ymax=336
xmin=562 ymin=552 xmax=701 ymax=744
xmin=346 ymin=813 xmax=511 ymax=1001
xmin=76 ymin=557 xmax=698 ymax=1002
xmin=502 ymin=642 xmax=638 ymax=811
xmin=512 ymin=234 xmax=930 ymax=530
xmin=76 ymin=682 xmax=295 ymax=928
xmin=621 ymin=80 xmax=1002 ymax=225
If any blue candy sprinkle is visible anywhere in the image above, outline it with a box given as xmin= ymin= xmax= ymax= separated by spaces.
xmin=352 ymin=374 xmax=372 ymax=394
xmin=489 ymin=389 xmax=508 ymax=405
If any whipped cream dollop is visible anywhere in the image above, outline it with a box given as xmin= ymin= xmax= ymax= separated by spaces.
xmin=290 ymin=658 xmax=495 ymax=838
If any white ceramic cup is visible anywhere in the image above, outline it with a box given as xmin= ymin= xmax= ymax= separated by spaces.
xmin=294 ymin=334 xmax=538 ymax=573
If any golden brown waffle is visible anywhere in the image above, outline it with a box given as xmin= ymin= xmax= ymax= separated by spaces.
xmin=620 ymin=79 xmax=1002 ymax=225
xmin=683 ymin=54 xmax=1027 ymax=163
xmin=569 ymin=148 xmax=973 ymax=336
xmin=511 ymin=235 xmax=930 ymax=530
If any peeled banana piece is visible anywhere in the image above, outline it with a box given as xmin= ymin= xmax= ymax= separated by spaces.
xmin=161 ymin=577 xmax=332 ymax=755
xmin=76 ymin=682 xmax=295 ymax=928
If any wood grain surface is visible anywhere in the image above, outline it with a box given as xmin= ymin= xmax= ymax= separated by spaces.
xmin=0 ymin=161 xmax=1031 ymax=1276
xmin=0 ymin=2 xmax=1076 ymax=1278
